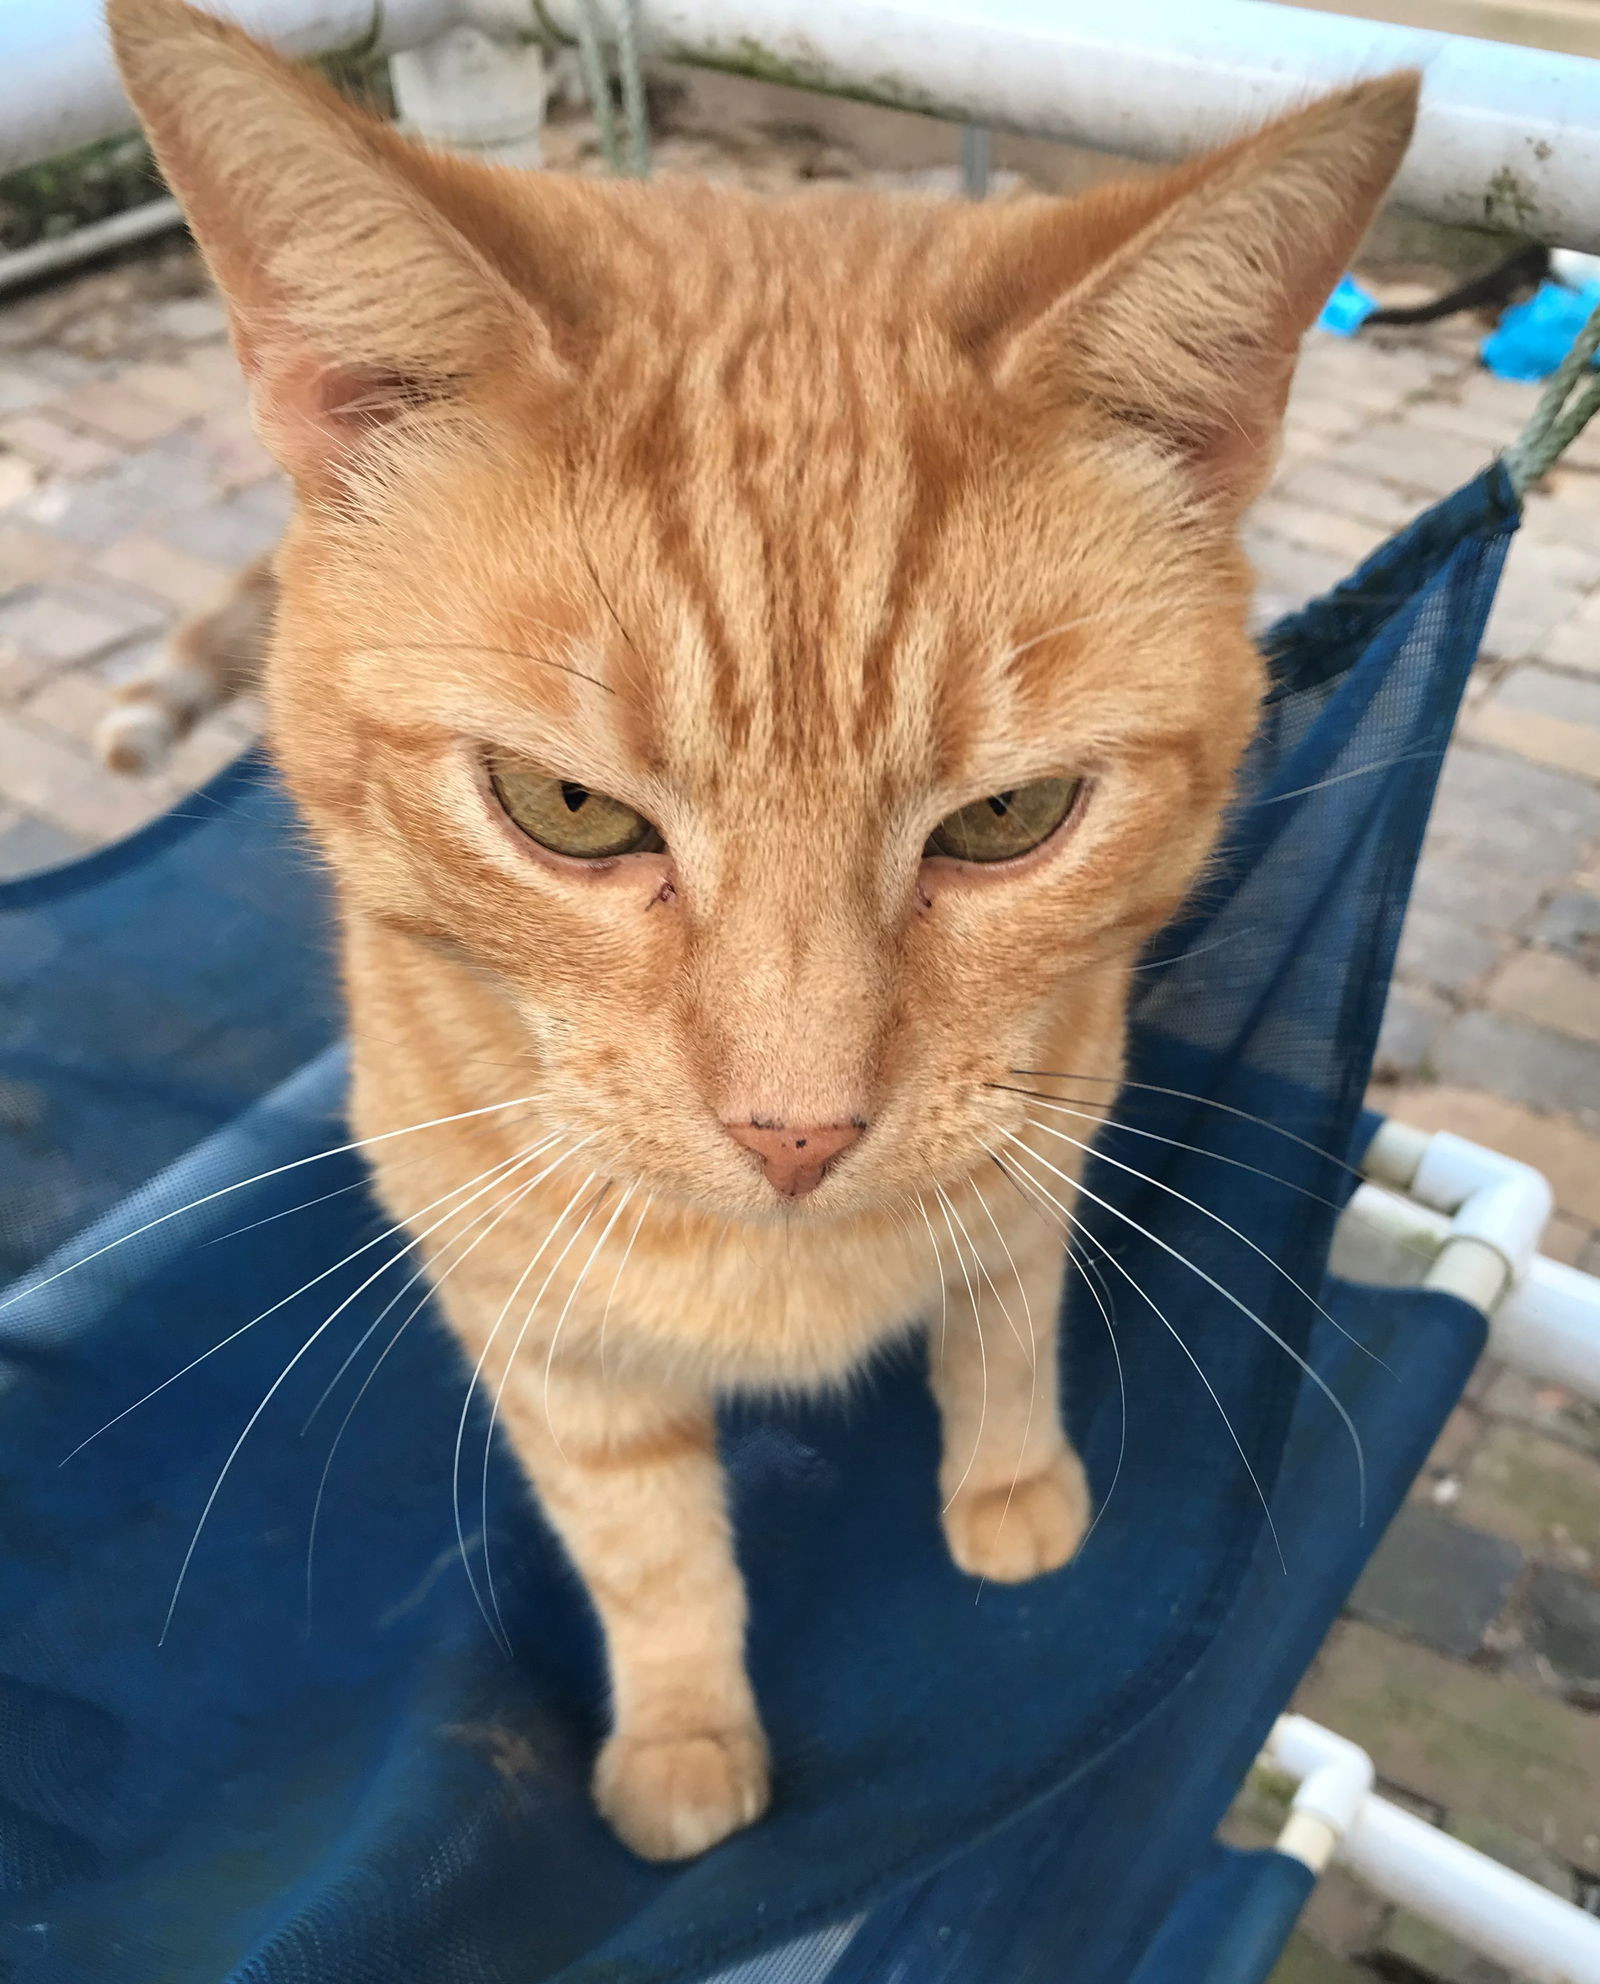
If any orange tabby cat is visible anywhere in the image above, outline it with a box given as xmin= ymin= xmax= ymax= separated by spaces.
xmin=107 ymin=0 xmax=1415 ymax=1862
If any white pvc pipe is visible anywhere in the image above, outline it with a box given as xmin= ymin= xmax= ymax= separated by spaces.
xmin=1427 ymin=1233 xmax=1512 ymax=1315
xmin=10 ymin=0 xmax=1600 ymax=248
xmin=1269 ymin=1716 xmax=1372 ymax=1874
xmin=1410 ymin=1131 xmax=1554 ymax=1268
xmin=1269 ymin=1718 xmax=1600 ymax=1984
xmin=540 ymin=0 xmax=1600 ymax=251
xmin=0 ymin=195 xmax=183 ymax=299
xmin=0 ymin=0 xmax=459 ymax=171
xmin=1341 ymin=1179 xmax=1452 ymax=1270
xmin=1362 ymin=1119 xmax=1430 ymax=1194
xmin=1350 ymin=1802 xmax=1600 ymax=1984
xmin=1357 ymin=1124 xmax=1555 ymax=1312
xmin=1343 ymin=1182 xmax=1600 ymax=1401
xmin=1493 ymin=1252 xmax=1600 ymax=1401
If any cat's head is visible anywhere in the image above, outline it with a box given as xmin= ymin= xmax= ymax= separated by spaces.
xmin=110 ymin=0 xmax=1415 ymax=1219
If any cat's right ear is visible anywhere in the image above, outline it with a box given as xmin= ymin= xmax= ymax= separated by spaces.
xmin=106 ymin=0 xmax=563 ymax=489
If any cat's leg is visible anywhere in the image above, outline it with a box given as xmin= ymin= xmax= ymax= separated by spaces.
xmin=98 ymin=551 xmax=276 ymax=773
xmin=930 ymin=1202 xmax=1090 ymax=1583
xmin=500 ymin=1364 xmax=769 ymax=1861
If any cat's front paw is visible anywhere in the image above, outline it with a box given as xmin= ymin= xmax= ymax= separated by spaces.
xmin=943 ymin=1449 xmax=1091 ymax=1582
xmin=594 ymin=1719 xmax=771 ymax=1861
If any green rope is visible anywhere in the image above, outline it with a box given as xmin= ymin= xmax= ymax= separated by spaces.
xmin=1503 ymin=296 xmax=1600 ymax=493
xmin=570 ymin=0 xmax=651 ymax=178
xmin=571 ymin=0 xmax=624 ymax=174
xmin=615 ymin=0 xmax=653 ymax=179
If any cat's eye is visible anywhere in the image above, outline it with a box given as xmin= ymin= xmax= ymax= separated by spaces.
xmin=488 ymin=755 xmax=664 ymax=859
xmin=925 ymin=777 xmax=1085 ymax=864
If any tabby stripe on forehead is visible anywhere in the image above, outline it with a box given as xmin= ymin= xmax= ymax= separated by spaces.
xmin=734 ymin=397 xmax=836 ymax=754
xmin=853 ymin=410 xmax=964 ymax=757
xmin=772 ymin=343 xmax=874 ymax=758
xmin=617 ymin=376 xmax=756 ymax=753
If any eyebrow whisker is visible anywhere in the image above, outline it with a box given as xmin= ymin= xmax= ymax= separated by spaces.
xmin=298 ymin=641 xmax=615 ymax=698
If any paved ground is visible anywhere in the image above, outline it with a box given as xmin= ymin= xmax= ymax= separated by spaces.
xmin=1 ymin=109 xmax=1597 ymax=1981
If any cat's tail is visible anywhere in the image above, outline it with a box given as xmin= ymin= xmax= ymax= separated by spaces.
xmin=1364 ymin=240 xmax=1549 ymax=327
xmin=98 ymin=552 xmax=277 ymax=774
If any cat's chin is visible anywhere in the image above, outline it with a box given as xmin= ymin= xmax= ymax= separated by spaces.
xmin=659 ymin=1183 xmax=892 ymax=1229
xmin=647 ymin=1169 xmax=977 ymax=1234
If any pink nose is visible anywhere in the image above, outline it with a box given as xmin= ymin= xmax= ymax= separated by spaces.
xmin=725 ymin=1120 xmax=864 ymax=1198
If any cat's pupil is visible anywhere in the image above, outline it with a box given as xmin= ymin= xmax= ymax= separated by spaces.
xmin=988 ymin=792 xmax=1014 ymax=818
xmin=561 ymin=781 xmax=589 ymax=813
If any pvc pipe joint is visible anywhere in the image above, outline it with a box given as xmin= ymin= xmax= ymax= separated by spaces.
xmin=1267 ymin=1717 xmax=1374 ymax=1874
xmin=1265 ymin=1716 xmax=1600 ymax=1984
xmin=1361 ymin=1124 xmax=1554 ymax=1304
xmin=1410 ymin=1131 xmax=1553 ymax=1287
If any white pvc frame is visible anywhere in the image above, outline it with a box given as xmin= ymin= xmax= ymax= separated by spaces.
xmin=7 ymin=0 xmax=1600 ymax=249
xmin=1267 ymin=1715 xmax=1600 ymax=1983
xmin=1268 ymin=1130 xmax=1600 ymax=1981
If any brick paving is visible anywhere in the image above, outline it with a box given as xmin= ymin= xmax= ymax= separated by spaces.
xmin=1 ymin=119 xmax=1598 ymax=1981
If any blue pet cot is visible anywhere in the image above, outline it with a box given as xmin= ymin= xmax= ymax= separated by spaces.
xmin=0 ymin=400 xmax=1591 ymax=1975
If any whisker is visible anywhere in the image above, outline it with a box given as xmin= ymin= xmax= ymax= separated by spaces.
xmin=6 ymin=1088 xmax=551 ymax=1317
xmin=206 ymin=1170 xmax=391 ymax=1248
xmin=910 ymin=1193 xmax=950 ymax=1367
xmin=480 ymin=1176 xmax=605 ymax=1651
xmin=993 ymin=593 xmax=1246 ymax=671
xmin=995 ymin=1086 xmax=1436 ymax=1266
xmin=1011 ymin=1069 xmax=1366 ymax=1186
xmin=565 ymin=463 xmax=646 ymax=675
xmin=450 ymin=1142 xmax=595 ymax=1655
xmin=1003 ymin=1130 xmax=1365 ymax=1524
xmin=541 ymin=1184 xmax=636 ymax=1455
xmin=598 ymin=1193 xmax=651 ymax=1384
xmin=302 ymin=1159 xmax=552 ymax=1626
xmin=950 ymin=1177 xmax=1032 ymax=1364
xmin=157 ymin=1140 xmax=554 ymax=1645
xmin=300 ymin=1133 xmax=563 ymax=1434
xmin=889 ymin=1193 xmax=930 ymax=1241
xmin=885 ymin=1202 xmax=920 ymax=1244
xmin=946 ymin=1176 xmax=1039 ymax=1568
xmin=988 ymin=1152 xmax=1127 ymax=1551
xmin=1001 ymin=1142 xmax=1285 ymax=1572
xmin=1125 ymin=928 xmax=1260 ymax=974
xmin=1065 ymin=1230 xmax=1129 ymax=1549
xmin=302 ymin=639 xmax=615 ymax=699
xmin=1018 ymin=1114 xmax=1388 ymax=1372
xmin=991 ymin=1085 xmax=1344 ymax=1210
xmin=205 ymin=1116 xmax=540 ymax=1249
xmin=1249 ymin=746 xmax=1444 ymax=808
xmin=933 ymin=1183 xmax=988 ymax=1515
xmin=62 ymin=1141 xmax=548 ymax=1467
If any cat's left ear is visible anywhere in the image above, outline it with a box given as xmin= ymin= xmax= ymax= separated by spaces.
xmin=989 ymin=74 xmax=1419 ymax=514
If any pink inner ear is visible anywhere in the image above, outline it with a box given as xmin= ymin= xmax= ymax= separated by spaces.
xmin=248 ymin=348 xmax=428 ymax=485
xmin=1158 ymin=352 xmax=1298 ymax=513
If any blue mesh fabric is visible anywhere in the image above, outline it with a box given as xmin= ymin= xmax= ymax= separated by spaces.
xmin=0 ymin=757 xmax=337 ymax=1282
xmin=0 ymin=466 xmax=1516 ymax=1982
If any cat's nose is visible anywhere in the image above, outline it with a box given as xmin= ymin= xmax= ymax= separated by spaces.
xmin=724 ymin=1120 xmax=864 ymax=1198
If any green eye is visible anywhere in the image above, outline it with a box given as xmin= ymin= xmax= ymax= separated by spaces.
xmin=925 ymin=777 xmax=1084 ymax=864
xmin=488 ymin=755 xmax=664 ymax=859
